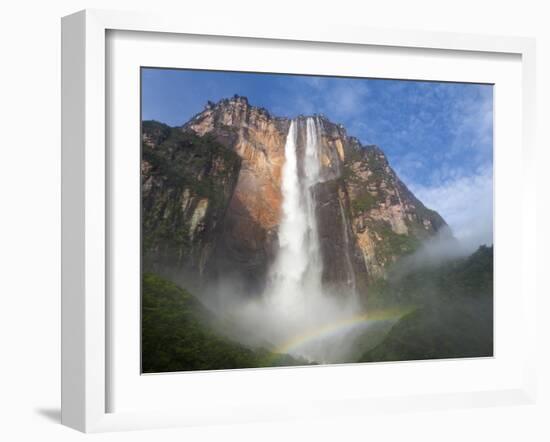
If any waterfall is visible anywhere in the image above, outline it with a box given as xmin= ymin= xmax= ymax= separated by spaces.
xmin=244 ymin=116 xmax=363 ymax=364
xmin=267 ymin=118 xmax=323 ymax=313
xmin=302 ymin=118 xmax=324 ymax=293
xmin=338 ymin=197 xmax=357 ymax=292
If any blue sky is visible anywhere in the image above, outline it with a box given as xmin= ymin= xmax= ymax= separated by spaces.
xmin=142 ymin=68 xmax=493 ymax=249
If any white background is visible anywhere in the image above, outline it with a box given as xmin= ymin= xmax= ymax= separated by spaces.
xmin=109 ymin=29 xmax=524 ymax=414
xmin=0 ymin=0 xmax=548 ymax=441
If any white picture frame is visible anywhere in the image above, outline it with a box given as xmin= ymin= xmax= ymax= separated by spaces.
xmin=61 ymin=9 xmax=538 ymax=433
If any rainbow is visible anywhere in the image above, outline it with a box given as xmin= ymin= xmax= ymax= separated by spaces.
xmin=271 ymin=307 xmax=414 ymax=361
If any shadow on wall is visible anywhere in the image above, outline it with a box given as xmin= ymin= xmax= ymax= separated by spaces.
xmin=34 ymin=408 xmax=60 ymax=423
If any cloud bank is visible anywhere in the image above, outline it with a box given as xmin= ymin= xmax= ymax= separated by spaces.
xmin=410 ymin=166 xmax=493 ymax=252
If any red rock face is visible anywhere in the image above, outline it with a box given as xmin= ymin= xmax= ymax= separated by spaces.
xmin=184 ymin=97 xmax=289 ymax=292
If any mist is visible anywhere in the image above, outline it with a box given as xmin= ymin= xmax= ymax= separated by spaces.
xmin=389 ymin=227 xmax=468 ymax=279
xmin=205 ymin=278 xmax=364 ymax=364
xmin=410 ymin=165 xmax=494 ymax=255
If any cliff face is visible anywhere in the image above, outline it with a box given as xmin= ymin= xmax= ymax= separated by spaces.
xmin=340 ymin=140 xmax=448 ymax=281
xmin=142 ymin=96 xmax=450 ymax=297
xmin=183 ymin=97 xmax=290 ymax=292
xmin=141 ymin=121 xmax=241 ymax=286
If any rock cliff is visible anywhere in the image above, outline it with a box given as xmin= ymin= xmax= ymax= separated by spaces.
xmin=142 ymin=96 xmax=450 ymax=297
xmin=141 ymin=121 xmax=241 ymax=287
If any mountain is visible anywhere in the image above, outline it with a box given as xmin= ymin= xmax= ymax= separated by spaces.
xmin=142 ymin=95 xmax=450 ymax=298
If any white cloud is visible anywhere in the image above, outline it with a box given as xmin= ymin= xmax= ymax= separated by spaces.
xmin=273 ymin=77 xmax=369 ymax=122
xmin=448 ymin=85 xmax=494 ymax=160
xmin=410 ymin=165 xmax=493 ymax=252
xmin=392 ymin=151 xmax=427 ymax=183
xmin=323 ymin=82 xmax=370 ymax=119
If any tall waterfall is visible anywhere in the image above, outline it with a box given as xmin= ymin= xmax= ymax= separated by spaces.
xmin=267 ymin=118 xmax=323 ymax=314
xmin=236 ymin=117 xmax=363 ymax=364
